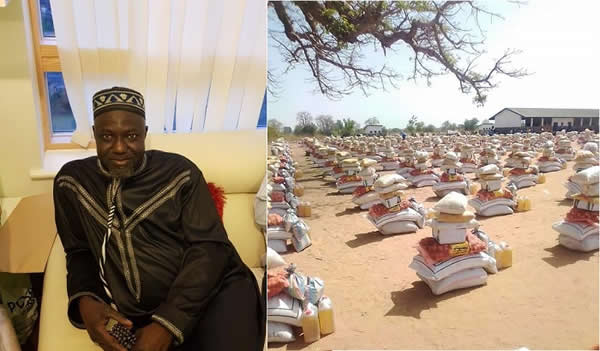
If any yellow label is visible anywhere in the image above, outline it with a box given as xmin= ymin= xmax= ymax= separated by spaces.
xmin=449 ymin=242 xmax=470 ymax=257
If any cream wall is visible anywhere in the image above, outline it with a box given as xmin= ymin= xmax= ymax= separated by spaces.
xmin=0 ymin=0 xmax=54 ymax=197
xmin=493 ymin=109 xmax=523 ymax=129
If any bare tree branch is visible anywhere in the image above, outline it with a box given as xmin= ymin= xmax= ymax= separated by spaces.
xmin=268 ymin=1 xmax=529 ymax=105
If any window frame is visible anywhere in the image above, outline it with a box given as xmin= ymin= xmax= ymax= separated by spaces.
xmin=27 ymin=0 xmax=92 ymax=150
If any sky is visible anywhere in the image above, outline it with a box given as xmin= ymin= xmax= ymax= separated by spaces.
xmin=267 ymin=0 xmax=600 ymax=129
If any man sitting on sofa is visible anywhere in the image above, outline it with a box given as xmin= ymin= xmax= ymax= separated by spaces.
xmin=53 ymin=87 xmax=264 ymax=351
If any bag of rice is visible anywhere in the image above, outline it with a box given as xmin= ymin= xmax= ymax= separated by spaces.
xmin=268 ymin=321 xmax=295 ymax=343
xmin=479 ymin=164 xmax=500 ymax=175
xmin=263 ymin=247 xmax=286 ymax=268
xmin=433 ymin=191 xmax=468 ymax=214
xmin=267 ymin=293 xmax=303 ymax=327
xmin=374 ymin=173 xmax=404 ymax=188
xmin=361 ymin=158 xmax=378 ymax=167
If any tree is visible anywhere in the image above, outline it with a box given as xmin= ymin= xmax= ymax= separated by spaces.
xmin=283 ymin=126 xmax=292 ymax=134
xmin=423 ymin=124 xmax=437 ymax=133
xmin=463 ymin=117 xmax=480 ymax=132
xmin=268 ymin=118 xmax=283 ymax=139
xmin=334 ymin=118 xmax=359 ymax=137
xmin=296 ymin=111 xmax=314 ymax=128
xmin=294 ymin=123 xmax=317 ymax=135
xmin=364 ymin=117 xmax=380 ymax=125
xmin=440 ymin=120 xmax=458 ymax=132
xmin=404 ymin=115 xmax=418 ymax=135
xmin=415 ymin=121 xmax=425 ymax=134
xmin=315 ymin=114 xmax=336 ymax=135
xmin=269 ymin=1 xmax=528 ymax=105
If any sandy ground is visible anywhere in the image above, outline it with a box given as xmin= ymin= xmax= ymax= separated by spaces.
xmin=268 ymin=142 xmax=599 ymax=351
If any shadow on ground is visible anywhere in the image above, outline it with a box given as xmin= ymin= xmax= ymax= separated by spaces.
xmin=385 ymin=281 xmax=474 ymax=318
xmin=555 ymin=198 xmax=573 ymax=207
xmin=335 ymin=207 xmax=364 ymax=217
xmin=423 ymin=196 xmax=440 ymax=204
xmin=345 ymin=230 xmax=395 ymax=248
xmin=542 ymin=244 xmax=598 ymax=268
xmin=325 ymin=191 xmax=345 ymax=196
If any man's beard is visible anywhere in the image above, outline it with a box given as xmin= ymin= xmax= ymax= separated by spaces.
xmin=107 ymin=165 xmax=135 ymax=178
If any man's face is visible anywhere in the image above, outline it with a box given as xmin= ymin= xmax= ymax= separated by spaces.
xmin=93 ymin=110 xmax=148 ymax=178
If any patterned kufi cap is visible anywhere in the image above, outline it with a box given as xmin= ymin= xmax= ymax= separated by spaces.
xmin=93 ymin=86 xmax=145 ymax=119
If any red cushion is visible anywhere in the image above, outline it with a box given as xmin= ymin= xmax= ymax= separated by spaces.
xmin=207 ymin=182 xmax=226 ymax=219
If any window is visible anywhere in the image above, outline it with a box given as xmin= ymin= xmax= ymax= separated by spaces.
xmin=28 ymin=0 xmax=79 ymax=149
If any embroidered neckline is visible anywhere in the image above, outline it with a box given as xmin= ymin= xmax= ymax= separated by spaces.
xmin=97 ymin=153 xmax=148 ymax=178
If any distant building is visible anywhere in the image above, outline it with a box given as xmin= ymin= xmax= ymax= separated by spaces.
xmin=477 ymin=121 xmax=494 ymax=132
xmin=363 ymin=124 xmax=384 ymax=135
xmin=489 ymin=108 xmax=599 ymax=133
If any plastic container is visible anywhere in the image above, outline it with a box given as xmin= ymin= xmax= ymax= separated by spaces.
xmin=537 ymin=174 xmax=546 ymax=184
xmin=294 ymin=184 xmax=305 ymax=197
xmin=516 ymin=196 xmax=532 ymax=212
xmin=301 ymin=303 xmax=321 ymax=343
xmin=496 ymin=241 xmax=513 ymax=269
xmin=469 ymin=183 xmax=480 ymax=195
xmin=298 ymin=202 xmax=312 ymax=217
xmin=318 ymin=296 xmax=335 ymax=335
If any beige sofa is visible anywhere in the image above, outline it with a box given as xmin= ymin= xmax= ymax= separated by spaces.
xmin=38 ymin=130 xmax=266 ymax=350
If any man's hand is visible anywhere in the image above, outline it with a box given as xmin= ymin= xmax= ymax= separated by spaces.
xmin=79 ymin=295 xmax=133 ymax=351
xmin=132 ymin=322 xmax=173 ymax=351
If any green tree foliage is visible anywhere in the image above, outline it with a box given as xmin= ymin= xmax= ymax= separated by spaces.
xmin=268 ymin=118 xmax=283 ymax=139
xmin=440 ymin=120 xmax=458 ymax=132
xmin=462 ymin=117 xmax=480 ymax=132
xmin=364 ymin=117 xmax=380 ymax=125
xmin=294 ymin=111 xmax=318 ymax=135
xmin=315 ymin=114 xmax=336 ymax=135
xmin=333 ymin=118 xmax=360 ymax=137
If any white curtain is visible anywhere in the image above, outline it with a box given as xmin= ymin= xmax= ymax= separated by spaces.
xmin=49 ymin=0 xmax=266 ymax=147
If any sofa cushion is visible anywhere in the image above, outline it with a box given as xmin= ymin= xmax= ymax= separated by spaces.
xmin=222 ymin=194 xmax=265 ymax=269
xmin=38 ymin=238 xmax=265 ymax=351
xmin=146 ymin=130 xmax=265 ymax=195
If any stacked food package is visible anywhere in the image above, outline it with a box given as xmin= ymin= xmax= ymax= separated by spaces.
xmin=406 ymin=151 xmax=440 ymax=188
xmin=565 ymin=150 xmax=599 ymax=198
xmin=366 ymin=174 xmax=426 ymax=235
xmin=477 ymin=145 xmax=502 ymax=171
xmin=331 ymin=151 xmax=352 ymax=180
xmin=552 ymin=166 xmax=599 ymax=252
xmin=507 ymin=152 xmax=541 ymax=189
xmin=322 ymin=147 xmax=338 ymax=174
xmin=397 ymin=148 xmax=416 ymax=177
xmin=537 ymin=141 xmax=566 ymax=173
xmin=504 ymin=143 xmax=524 ymax=168
xmin=469 ymin=164 xmax=517 ymax=217
xmin=267 ymin=142 xmax=312 ymax=253
xmin=351 ymin=158 xmax=382 ymax=210
xmin=432 ymin=152 xmax=470 ymax=198
xmin=380 ymin=139 xmax=400 ymax=170
xmin=459 ymin=144 xmax=478 ymax=174
xmin=365 ymin=142 xmax=383 ymax=163
xmin=555 ymin=137 xmax=576 ymax=161
xmin=267 ymin=261 xmax=335 ymax=344
xmin=336 ymin=158 xmax=363 ymax=194
xmin=409 ymin=192 xmax=498 ymax=295
xmin=430 ymin=142 xmax=446 ymax=167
